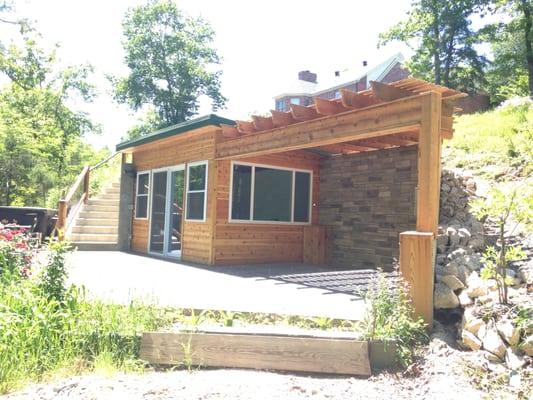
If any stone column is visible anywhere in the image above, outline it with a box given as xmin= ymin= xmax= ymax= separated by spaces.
xmin=118 ymin=155 xmax=135 ymax=251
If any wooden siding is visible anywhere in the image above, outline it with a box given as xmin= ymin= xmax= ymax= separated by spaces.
xmin=129 ymin=127 xmax=217 ymax=263
xmin=213 ymin=151 xmax=320 ymax=265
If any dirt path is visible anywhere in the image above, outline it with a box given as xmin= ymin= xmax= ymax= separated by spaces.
xmin=3 ymin=323 xmax=514 ymax=400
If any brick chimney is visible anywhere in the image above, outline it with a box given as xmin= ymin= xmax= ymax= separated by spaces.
xmin=298 ymin=70 xmax=317 ymax=83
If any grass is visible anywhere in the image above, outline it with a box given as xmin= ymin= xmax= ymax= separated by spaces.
xmin=443 ymin=102 xmax=533 ymax=178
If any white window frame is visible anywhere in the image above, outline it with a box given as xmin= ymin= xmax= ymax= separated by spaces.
xmin=134 ymin=170 xmax=150 ymax=220
xmin=185 ymin=160 xmax=208 ymax=222
xmin=228 ymin=161 xmax=313 ymax=225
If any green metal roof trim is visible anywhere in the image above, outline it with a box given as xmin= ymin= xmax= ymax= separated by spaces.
xmin=116 ymin=114 xmax=235 ymax=151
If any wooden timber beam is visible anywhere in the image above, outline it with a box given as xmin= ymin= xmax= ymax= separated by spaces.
xmin=371 ymin=136 xmax=418 ymax=147
xmin=236 ymin=120 xmax=256 ymax=135
xmin=340 ymin=89 xmax=379 ymax=109
xmin=352 ymin=139 xmax=392 ymax=149
xmin=371 ymin=81 xmax=413 ymax=102
xmin=417 ymin=91 xmax=442 ymax=236
xmin=216 ymin=95 xmax=423 ymax=160
xmin=314 ymin=97 xmax=350 ymax=115
xmin=271 ymin=110 xmax=296 ymax=127
xmin=252 ymin=115 xmax=274 ymax=131
xmin=290 ymin=103 xmax=319 ymax=121
xmin=220 ymin=124 xmax=240 ymax=138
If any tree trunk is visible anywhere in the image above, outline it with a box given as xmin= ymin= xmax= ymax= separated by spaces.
xmin=521 ymin=0 xmax=533 ymax=97
xmin=432 ymin=1 xmax=442 ymax=84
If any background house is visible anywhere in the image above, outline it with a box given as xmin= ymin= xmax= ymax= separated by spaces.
xmin=274 ymin=53 xmax=409 ymax=112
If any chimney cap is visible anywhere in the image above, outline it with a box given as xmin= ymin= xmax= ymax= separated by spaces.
xmin=298 ymin=70 xmax=317 ymax=83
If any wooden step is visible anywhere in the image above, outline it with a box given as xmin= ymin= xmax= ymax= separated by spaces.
xmin=105 ymin=187 xmax=120 ymax=195
xmin=79 ymin=210 xmax=119 ymax=219
xmin=75 ymin=218 xmax=119 ymax=227
xmin=70 ymin=233 xmax=118 ymax=242
xmin=72 ymin=225 xmax=118 ymax=234
xmin=72 ymin=242 xmax=119 ymax=251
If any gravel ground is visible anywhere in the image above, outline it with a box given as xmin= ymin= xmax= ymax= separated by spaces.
xmin=1 ymin=324 xmax=522 ymax=400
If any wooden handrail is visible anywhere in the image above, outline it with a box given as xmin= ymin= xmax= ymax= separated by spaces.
xmin=64 ymin=165 xmax=90 ymax=204
xmin=56 ymin=152 xmax=120 ymax=235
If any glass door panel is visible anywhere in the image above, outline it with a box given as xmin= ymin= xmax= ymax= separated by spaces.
xmin=149 ymin=171 xmax=168 ymax=253
xmin=167 ymin=169 xmax=184 ymax=256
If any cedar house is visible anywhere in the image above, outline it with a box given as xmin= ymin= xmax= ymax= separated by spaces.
xmin=115 ymin=79 xmax=465 ymax=324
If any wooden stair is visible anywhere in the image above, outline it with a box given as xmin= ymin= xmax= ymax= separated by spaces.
xmin=68 ymin=182 xmax=120 ymax=251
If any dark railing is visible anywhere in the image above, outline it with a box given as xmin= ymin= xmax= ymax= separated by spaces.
xmin=56 ymin=152 xmax=120 ymax=234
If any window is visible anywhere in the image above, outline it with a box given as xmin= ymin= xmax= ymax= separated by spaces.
xmin=290 ymin=97 xmax=301 ymax=105
xmin=186 ymin=161 xmax=208 ymax=221
xmin=230 ymin=162 xmax=312 ymax=223
xmin=275 ymin=99 xmax=286 ymax=112
xmin=135 ymin=172 xmax=150 ymax=219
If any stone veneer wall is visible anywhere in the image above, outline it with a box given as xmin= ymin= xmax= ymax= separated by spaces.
xmin=318 ymin=146 xmax=418 ymax=270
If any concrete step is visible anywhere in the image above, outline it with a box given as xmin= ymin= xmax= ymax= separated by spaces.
xmin=72 ymin=242 xmax=119 ymax=251
xmin=105 ymin=187 xmax=120 ymax=195
xmin=97 ymin=193 xmax=120 ymax=201
xmin=75 ymin=218 xmax=118 ymax=227
xmin=79 ymin=211 xmax=119 ymax=219
xmin=111 ymin=182 xmax=120 ymax=189
xmin=84 ymin=204 xmax=120 ymax=212
xmin=70 ymin=233 xmax=118 ymax=242
xmin=88 ymin=198 xmax=120 ymax=206
xmin=72 ymin=225 xmax=118 ymax=234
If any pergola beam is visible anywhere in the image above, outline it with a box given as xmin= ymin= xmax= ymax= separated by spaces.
xmin=216 ymin=94 xmax=425 ymax=160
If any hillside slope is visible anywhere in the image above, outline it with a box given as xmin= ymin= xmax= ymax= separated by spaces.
xmin=444 ymin=100 xmax=532 ymax=180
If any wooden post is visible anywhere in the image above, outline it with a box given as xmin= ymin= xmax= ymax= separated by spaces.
xmin=57 ymin=200 xmax=68 ymax=232
xmin=399 ymin=231 xmax=435 ymax=327
xmin=398 ymin=91 xmax=442 ymax=327
xmin=416 ymin=91 xmax=442 ymax=236
xmin=83 ymin=166 xmax=90 ymax=204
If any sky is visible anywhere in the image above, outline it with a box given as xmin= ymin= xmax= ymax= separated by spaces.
xmin=1 ymin=0 xmax=413 ymax=149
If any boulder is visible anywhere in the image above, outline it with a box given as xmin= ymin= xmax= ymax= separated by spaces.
xmin=505 ymin=348 xmax=526 ymax=370
xmin=519 ymin=266 xmax=532 ymax=285
xmin=436 ymin=234 xmax=449 ymax=254
xmin=434 ymin=282 xmax=460 ymax=309
xmin=458 ymin=290 xmax=473 ymax=306
xmin=483 ymin=351 xmax=501 ymax=362
xmin=481 ymin=322 xmax=507 ymax=360
xmin=522 ymin=335 xmax=533 ymax=356
xmin=447 ymin=227 xmax=461 ymax=247
xmin=462 ymin=330 xmax=482 ymax=351
xmin=440 ymin=274 xmax=465 ymax=291
xmin=497 ymin=320 xmax=520 ymax=347
xmin=464 ymin=318 xmax=485 ymax=337
xmin=466 ymin=271 xmax=488 ymax=299
xmin=458 ymin=228 xmax=471 ymax=245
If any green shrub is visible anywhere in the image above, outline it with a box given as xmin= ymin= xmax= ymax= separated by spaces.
xmin=361 ymin=271 xmax=428 ymax=367
xmin=0 ymin=232 xmax=173 ymax=393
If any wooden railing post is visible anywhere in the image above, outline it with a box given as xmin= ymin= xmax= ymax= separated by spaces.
xmin=83 ymin=166 xmax=90 ymax=204
xmin=57 ymin=200 xmax=68 ymax=232
xmin=400 ymin=231 xmax=435 ymax=328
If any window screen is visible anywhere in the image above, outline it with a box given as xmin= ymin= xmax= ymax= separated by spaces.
xmin=293 ymin=172 xmax=311 ymax=222
xmin=135 ymin=172 xmax=150 ymax=218
xmin=231 ymin=164 xmax=252 ymax=220
xmin=253 ymin=167 xmax=292 ymax=222
xmin=186 ymin=162 xmax=207 ymax=220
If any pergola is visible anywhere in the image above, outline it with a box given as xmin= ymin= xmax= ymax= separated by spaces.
xmin=216 ymin=78 xmax=466 ymax=326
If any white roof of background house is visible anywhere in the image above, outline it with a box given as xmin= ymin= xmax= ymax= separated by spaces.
xmin=274 ymin=53 xmax=405 ymax=100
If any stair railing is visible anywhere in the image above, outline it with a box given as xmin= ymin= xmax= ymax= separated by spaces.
xmin=56 ymin=152 xmax=120 ymax=237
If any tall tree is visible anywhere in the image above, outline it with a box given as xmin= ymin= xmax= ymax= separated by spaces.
xmin=0 ymin=30 xmax=101 ymax=206
xmin=112 ymin=0 xmax=226 ymax=137
xmin=379 ymin=0 xmax=490 ymax=93
xmin=490 ymin=0 xmax=533 ymax=98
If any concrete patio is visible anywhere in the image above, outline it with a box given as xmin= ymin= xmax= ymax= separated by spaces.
xmin=66 ymin=251 xmax=394 ymax=320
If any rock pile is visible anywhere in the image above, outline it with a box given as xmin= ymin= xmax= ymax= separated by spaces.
xmin=434 ymin=169 xmax=532 ymax=373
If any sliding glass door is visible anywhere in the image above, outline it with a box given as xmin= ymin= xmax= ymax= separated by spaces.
xmin=149 ymin=165 xmax=185 ymax=257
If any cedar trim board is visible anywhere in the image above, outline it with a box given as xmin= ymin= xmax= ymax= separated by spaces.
xmin=216 ymin=94 xmax=427 ymax=160
xmin=140 ymin=331 xmax=371 ymax=376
